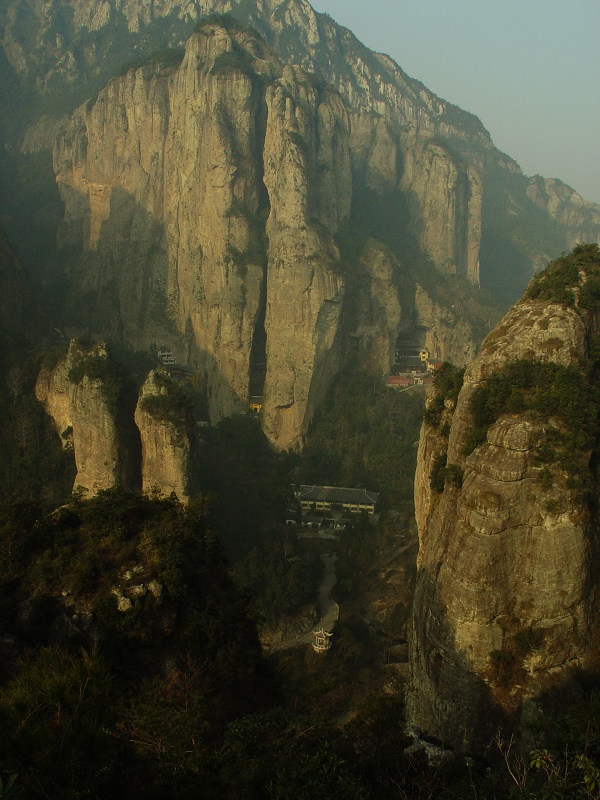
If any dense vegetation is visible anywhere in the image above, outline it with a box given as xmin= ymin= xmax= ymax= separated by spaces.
xmin=232 ymin=529 xmax=323 ymax=625
xmin=422 ymin=362 xmax=465 ymax=434
xmin=195 ymin=12 xmax=257 ymax=36
xmin=3 ymin=239 xmax=600 ymax=796
xmin=2 ymin=1 xmax=600 ymax=792
xmin=464 ymin=359 xmax=600 ymax=494
xmin=301 ymin=369 xmax=424 ymax=508
xmin=526 ymin=242 xmax=600 ymax=309
xmin=199 ymin=416 xmax=293 ymax=558
xmin=0 ymin=490 xmax=270 ymax=799
xmin=67 ymin=341 xmax=131 ymax=414
xmin=422 ymin=363 xmax=465 ymax=493
xmin=139 ymin=373 xmax=195 ymax=428
xmin=210 ymin=43 xmax=256 ymax=78
xmin=426 ymin=246 xmax=600 ymax=497
xmin=2 ymin=489 xmax=599 ymax=798
xmin=462 ymin=245 xmax=600 ymax=495
xmin=118 ymin=46 xmax=185 ymax=78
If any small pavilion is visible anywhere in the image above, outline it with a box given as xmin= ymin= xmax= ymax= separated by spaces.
xmin=312 ymin=628 xmax=333 ymax=654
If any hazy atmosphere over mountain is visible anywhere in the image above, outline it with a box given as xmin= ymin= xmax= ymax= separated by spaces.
xmin=311 ymin=0 xmax=600 ymax=205
xmin=1 ymin=1 xmax=600 ymax=797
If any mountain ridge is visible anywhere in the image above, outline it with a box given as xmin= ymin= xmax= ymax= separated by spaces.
xmin=1 ymin=0 xmax=599 ymax=450
xmin=2 ymin=0 xmax=599 ymax=305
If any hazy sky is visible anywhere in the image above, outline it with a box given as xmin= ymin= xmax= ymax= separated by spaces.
xmin=310 ymin=0 xmax=600 ymax=204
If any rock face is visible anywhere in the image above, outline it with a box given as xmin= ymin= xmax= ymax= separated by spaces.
xmin=35 ymin=340 xmax=140 ymax=494
xmin=260 ymin=64 xmax=349 ymax=446
xmin=50 ymin=18 xmax=495 ymax=449
xmin=413 ymin=284 xmax=481 ymax=367
xmin=36 ymin=346 xmax=200 ymax=501
xmin=527 ymin=176 xmax=600 ymax=249
xmin=134 ymin=370 xmax=199 ymax=502
xmin=409 ymin=246 xmax=600 ymax=752
xmin=5 ymin=0 xmax=600 ymax=310
xmin=346 ymin=241 xmax=403 ymax=378
xmin=2 ymin=0 xmax=486 ymax=285
xmin=400 ymin=138 xmax=482 ymax=283
xmin=6 ymin=0 xmax=595 ymax=448
xmin=53 ymin=20 xmax=353 ymax=450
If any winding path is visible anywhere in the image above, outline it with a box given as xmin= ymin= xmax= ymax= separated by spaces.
xmin=268 ymin=552 xmax=339 ymax=652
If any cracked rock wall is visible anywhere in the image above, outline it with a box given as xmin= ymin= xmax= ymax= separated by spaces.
xmin=409 ymin=295 xmax=600 ymax=752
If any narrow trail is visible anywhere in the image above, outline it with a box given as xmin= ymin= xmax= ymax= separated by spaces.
xmin=268 ymin=552 xmax=339 ymax=652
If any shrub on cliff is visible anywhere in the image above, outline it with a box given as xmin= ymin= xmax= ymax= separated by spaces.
xmin=422 ymin=362 xmax=464 ymax=431
xmin=526 ymin=242 xmax=600 ymax=309
xmin=139 ymin=377 xmax=194 ymax=429
xmin=463 ymin=358 xmax=599 ymax=495
xmin=67 ymin=343 xmax=129 ymax=414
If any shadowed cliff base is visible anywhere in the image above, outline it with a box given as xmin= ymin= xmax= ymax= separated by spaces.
xmin=408 ymin=564 xmax=511 ymax=754
xmin=408 ymin=562 xmax=600 ymax=757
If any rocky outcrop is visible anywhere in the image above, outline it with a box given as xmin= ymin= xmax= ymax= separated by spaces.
xmin=3 ymin=0 xmax=487 ymax=288
xmin=134 ymin=370 xmax=198 ymax=502
xmin=414 ymin=284 xmax=482 ymax=366
xmin=4 ymin=0 xmax=600 ymax=320
xmin=409 ymin=246 xmax=600 ymax=752
xmin=35 ymin=340 xmax=140 ymax=494
xmin=51 ymin=18 xmax=493 ymax=448
xmin=36 ymin=345 xmax=199 ymax=500
xmin=260 ymin=65 xmax=349 ymax=447
xmin=345 ymin=241 xmax=403 ymax=377
xmin=53 ymin=20 xmax=352 ymax=450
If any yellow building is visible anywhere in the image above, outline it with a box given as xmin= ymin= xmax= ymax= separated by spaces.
xmin=248 ymin=395 xmax=263 ymax=413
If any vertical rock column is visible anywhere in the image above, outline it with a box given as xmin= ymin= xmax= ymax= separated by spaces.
xmin=134 ymin=370 xmax=198 ymax=502
xmin=164 ymin=28 xmax=268 ymax=420
xmin=35 ymin=340 xmax=140 ymax=495
xmin=400 ymin=136 xmax=482 ymax=283
xmin=261 ymin=66 xmax=351 ymax=450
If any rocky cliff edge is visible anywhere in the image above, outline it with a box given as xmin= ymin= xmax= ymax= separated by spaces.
xmin=409 ymin=244 xmax=600 ymax=752
xmin=35 ymin=340 xmax=141 ymax=495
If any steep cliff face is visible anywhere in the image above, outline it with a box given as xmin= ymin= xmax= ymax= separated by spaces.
xmin=245 ymin=0 xmax=485 ymax=284
xmin=35 ymin=340 xmax=140 ymax=494
xmin=10 ymin=0 xmax=587 ymax=454
xmin=3 ymin=0 xmax=600 ymax=315
xmin=527 ymin=176 xmax=600 ymax=249
xmin=413 ymin=284 xmax=481 ymax=366
xmin=2 ymin=0 xmax=488 ymax=288
xmin=134 ymin=370 xmax=199 ymax=502
xmin=345 ymin=241 xmax=403 ymax=378
xmin=341 ymin=241 xmax=487 ymax=379
xmin=260 ymin=64 xmax=349 ymax=447
xmin=53 ymin=20 xmax=353 ymax=449
xmin=400 ymin=139 xmax=482 ymax=283
xmin=409 ymin=244 xmax=600 ymax=752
